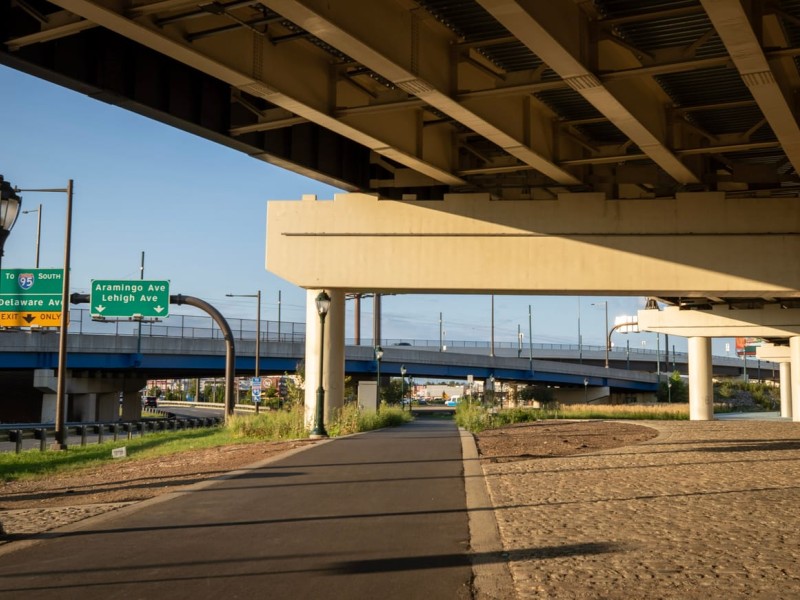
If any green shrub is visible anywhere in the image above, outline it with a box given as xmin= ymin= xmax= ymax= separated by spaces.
xmin=227 ymin=404 xmax=306 ymax=439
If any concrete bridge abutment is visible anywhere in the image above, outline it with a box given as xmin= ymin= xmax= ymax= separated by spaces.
xmin=34 ymin=368 xmax=146 ymax=423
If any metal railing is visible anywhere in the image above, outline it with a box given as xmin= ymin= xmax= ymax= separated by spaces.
xmin=14 ymin=307 xmax=744 ymax=362
xmin=63 ymin=307 xmax=307 ymax=343
xmin=0 ymin=415 xmax=223 ymax=453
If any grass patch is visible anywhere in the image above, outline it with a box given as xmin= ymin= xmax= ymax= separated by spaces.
xmin=457 ymin=402 xmax=690 ymax=433
xmin=1 ymin=404 xmax=413 ymax=483
xmin=0 ymin=428 xmax=238 ymax=482
xmin=326 ymin=403 xmax=412 ymax=437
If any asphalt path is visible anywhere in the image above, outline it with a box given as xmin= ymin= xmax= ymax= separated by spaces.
xmin=0 ymin=416 xmax=474 ymax=599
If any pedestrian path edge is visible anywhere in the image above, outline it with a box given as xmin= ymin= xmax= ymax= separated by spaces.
xmin=460 ymin=427 xmax=517 ymax=600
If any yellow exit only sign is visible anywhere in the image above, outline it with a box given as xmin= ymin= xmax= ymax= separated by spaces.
xmin=0 ymin=311 xmax=63 ymax=327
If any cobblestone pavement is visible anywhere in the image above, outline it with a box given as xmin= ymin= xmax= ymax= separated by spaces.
xmin=481 ymin=420 xmax=800 ymax=600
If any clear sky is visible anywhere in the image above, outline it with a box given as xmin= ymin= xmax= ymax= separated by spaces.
xmin=0 ymin=64 xmax=737 ymax=356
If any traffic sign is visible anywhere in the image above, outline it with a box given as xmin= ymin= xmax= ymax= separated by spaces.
xmin=251 ymin=377 xmax=262 ymax=403
xmin=90 ymin=280 xmax=170 ymax=318
xmin=0 ymin=311 xmax=63 ymax=327
xmin=0 ymin=269 xmax=64 ymax=327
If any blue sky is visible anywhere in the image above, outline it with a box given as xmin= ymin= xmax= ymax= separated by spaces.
xmin=0 ymin=65 xmax=737 ymax=356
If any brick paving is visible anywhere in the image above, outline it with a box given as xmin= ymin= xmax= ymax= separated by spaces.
xmin=481 ymin=420 xmax=800 ymax=599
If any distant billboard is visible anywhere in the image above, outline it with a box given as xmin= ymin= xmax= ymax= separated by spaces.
xmin=735 ymin=337 xmax=762 ymax=357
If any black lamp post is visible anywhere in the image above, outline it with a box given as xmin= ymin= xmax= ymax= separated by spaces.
xmin=375 ymin=345 xmax=383 ymax=409
xmin=400 ymin=364 xmax=407 ymax=409
xmin=311 ymin=290 xmax=331 ymax=438
xmin=0 ymin=177 xmax=22 ymax=271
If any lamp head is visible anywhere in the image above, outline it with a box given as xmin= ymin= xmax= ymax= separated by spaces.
xmin=375 ymin=345 xmax=383 ymax=360
xmin=0 ymin=177 xmax=22 ymax=242
xmin=400 ymin=364 xmax=406 ymax=376
xmin=315 ymin=290 xmax=331 ymax=316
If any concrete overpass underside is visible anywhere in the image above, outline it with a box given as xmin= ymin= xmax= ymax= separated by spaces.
xmin=5 ymin=0 xmax=800 ymax=422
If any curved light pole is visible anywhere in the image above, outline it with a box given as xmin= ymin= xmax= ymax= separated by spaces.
xmin=375 ymin=345 xmax=384 ymax=410
xmin=400 ymin=364 xmax=407 ymax=409
xmin=311 ymin=291 xmax=331 ymax=438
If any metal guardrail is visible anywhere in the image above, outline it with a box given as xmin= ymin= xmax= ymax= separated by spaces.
xmin=0 ymin=415 xmax=224 ymax=454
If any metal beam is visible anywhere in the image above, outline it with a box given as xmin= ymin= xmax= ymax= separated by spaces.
xmin=258 ymin=0 xmax=581 ymax=185
xmin=47 ymin=0 xmax=466 ymax=186
xmin=701 ymin=0 xmax=800 ymax=176
xmin=477 ymin=0 xmax=699 ymax=185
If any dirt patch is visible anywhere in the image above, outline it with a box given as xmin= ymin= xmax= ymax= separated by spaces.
xmin=0 ymin=440 xmax=315 ymax=511
xmin=475 ymin=419 xmax=658 ymax=462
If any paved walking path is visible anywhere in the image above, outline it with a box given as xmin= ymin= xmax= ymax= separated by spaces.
xmin=0 ymin=417 xmax=475 ymax=599
xmin=3 ymin=416 xmax=799 ymax=599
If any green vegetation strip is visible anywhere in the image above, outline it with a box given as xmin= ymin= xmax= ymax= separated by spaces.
xmin=456 ymin=402 xmax=690 ymax=433
xmin=0 ymin=404 xmax=411 ymax=483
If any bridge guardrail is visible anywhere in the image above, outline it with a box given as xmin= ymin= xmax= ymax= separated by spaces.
xmin=0 ymin=415 xmax=224 ymax=454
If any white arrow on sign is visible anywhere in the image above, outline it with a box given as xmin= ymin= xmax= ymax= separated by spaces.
xmin=95 ymin=305 xmax=106 ymax=313
xmin=154 ymin=306 xmax=164 ymax=313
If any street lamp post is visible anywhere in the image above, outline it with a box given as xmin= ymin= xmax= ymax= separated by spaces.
xmin=584 ymin=378 xmax=588 ymax=403
xmin=311 ymin=291 xmax=331 ymax=438
xmin=592 ymin=301 xmax=610 ymax=368
xmin=0 ymin=177 xmax=23 ymax=271
xmin=528 ymin=304 xmax=533 ymax=371
xmin=226 ymin=291 xmax=262 ymax=412
xmin=21 ymin=203 xmax=42 ymax=268
xmin=13 ymin=181 xmax=73 ymax=448
xmin=375 ymin=345 xmax=384 ymax=410
xmin=400 ymin=364 xmax=407 ymax=409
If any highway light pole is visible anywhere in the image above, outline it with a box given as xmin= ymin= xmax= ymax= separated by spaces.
xmin=21 ymin=203 xmax=41 ymax=267
xmin=592 ymin=301 xmax=610 ymax=368
xmin=14 ymin=180 xmax=73 ymax=448
xmin=311 ymin=291 xmax=331 ymax=438
xmin=227 ymin=290 xmax=262 ymax=412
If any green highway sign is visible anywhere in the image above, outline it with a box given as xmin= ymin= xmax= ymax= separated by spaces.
xmin=91 ymin=280 xmax=170 ymax=318
xmin=0 ymin=269 xmax=64 ymax=313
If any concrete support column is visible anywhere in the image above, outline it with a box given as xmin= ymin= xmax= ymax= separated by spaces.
xmin=72 ymin=393 xmax=97 ymax=422
xmin=304 ymin=289 xmax=346 ymax=430
xmin=790 ymin=337 xmax=800 ymax=422
xmin=41 ymin=393 xmax=58 ymax=423
xmin=688 ymin=336 xmax=714 ymax=421
xmin=779 ymin=361 xmax=793 ymax=419
xmin=97 ymin=392 xmax=120 ymax=422
xmin=121 ymin=391 xmax=141 ymax=421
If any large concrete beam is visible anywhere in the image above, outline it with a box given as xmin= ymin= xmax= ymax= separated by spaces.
xmin=638 ymin=305 xmax=800 ymax=337
xmin=756 ymin=343 xmax=791 ymax=362
xmin=267 ymin=191 xmax=800 ymax=295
